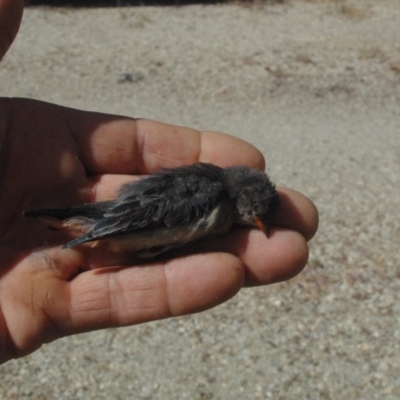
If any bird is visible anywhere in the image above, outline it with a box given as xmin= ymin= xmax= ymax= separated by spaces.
xmin=24 ymin=163 xmax=280 ymax=257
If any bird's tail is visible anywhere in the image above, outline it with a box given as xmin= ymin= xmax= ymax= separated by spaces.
xmin=24 ymin=208 xmax=81 ymax=220
xmin=24 ymin=201 xmax=112 ymax=220
xmin=24 ymin=201 xmax=112 ymax=235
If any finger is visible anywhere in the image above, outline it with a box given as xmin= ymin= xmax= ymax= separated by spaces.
xmin=63 ymin=108 xmax=265 ymax=174
xmin=222 ymin=228 xmax=309 ymax=286
xmin=89 ymin=174 xmax=138 ymax=201
xmin=0 ymin=0 xmax=23 ymax=60
xmin=1 ymin=249 xmax=87 ymax=357
xmin=170 ymin=227 xmax=309 ymax=287
xmin=45 ymin=253 xmax=245 ymax=336
xmin=273 ymin=187 xmax=319 ymax=241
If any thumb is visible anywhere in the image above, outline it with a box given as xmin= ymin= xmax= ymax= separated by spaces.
xmin=0 ymin=0 xmax=23 ymax=60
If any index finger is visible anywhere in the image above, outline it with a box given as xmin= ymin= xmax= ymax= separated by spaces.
xmin=64 ymin=107 xmax=265 ymax=174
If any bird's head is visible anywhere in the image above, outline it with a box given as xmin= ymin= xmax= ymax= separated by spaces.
xmin=223 ymin=166 xmax=280 ymax=236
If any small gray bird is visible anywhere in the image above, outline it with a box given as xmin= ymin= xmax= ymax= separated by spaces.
xmin=25 ymin=163 xmax=280 ymax=257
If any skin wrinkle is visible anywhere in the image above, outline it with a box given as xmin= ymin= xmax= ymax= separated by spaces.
xmin=94 ymin=122 xmax=138 ymax=175
xmin=142 ymin=126 xmax=158 ymax=171
xmin=135 ymin=120 xmax=146 ymax=173
xmin=120 ymin=282 xmax=161 ymax=319
xmin=70 ymin=292 xmax=113 ymax=334
xmin=117 ymin=119 xmax=140 ymax=174
xmin=90 ymin=178 xmax=101 ymax=204
xmin=123 ymin=121 xmax=140 ymax=174
xmin=194 ymin=130 xmax=202 ymax=164
xmin=36 ymin=251 xmax=62 ymax=273
xmin=65 ymin=252 xmax=88 ymax=282
xmin=95 ymin=269 xmax=163 ymax=327
xmin=32 ymin=251 xmax=67 ymax=280
xmin=140 ymin=122 xmax=201 ymax=171
xmin=112 ymin=270 xmax=155 ymax=325
xmin=64 ymin=111 xmax=137 ymax=176
xmin=168 ymin=128 xmax=200 ymax=166
xmin=62 ymin=281 xmax=74 ymax=335
xmin=39 ymin=294 xmax=64 ymax=344
xmin=164 ymin=128 xmax=187 ymax=165
xmin=198 ymin=131 xmax=205 ymax=164
xmin=162 ymin=263 xmax=174 ymax=319
xmin=132 ymin=120 xmax=141 ymax=173
xmin=129 ymin=265 xmax=171 ymax=321
xmin=106 ymin=272 xmax=118 ymax=327
xmin=70 ymin=267 xmax=153 ymax=327
xmin=27 ymin=255 xmax=66 ymax=344
xmin=127 ymin=305 xmax=160 ymax=312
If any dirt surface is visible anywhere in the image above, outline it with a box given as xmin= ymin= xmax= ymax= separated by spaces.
xmin=1 ymin=1 xmax=400 ymax=399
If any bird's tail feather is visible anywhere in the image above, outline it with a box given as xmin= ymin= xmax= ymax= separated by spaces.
xmin=62 ymin=234 xmax=93 ymax=249
xmin=24 ymin=208 xmax=82 ymax=220
xmin=24 ymin=201 xmax=112 ymax=221
xmin=24 ymin=201 xmax=112 ymax=235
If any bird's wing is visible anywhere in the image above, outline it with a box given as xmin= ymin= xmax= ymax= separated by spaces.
xmin=73 ymin=164 xmax=226 ymax=244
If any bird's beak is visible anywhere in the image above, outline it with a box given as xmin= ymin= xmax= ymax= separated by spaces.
xmin=253 ymin=215 xmax=271 ymax=238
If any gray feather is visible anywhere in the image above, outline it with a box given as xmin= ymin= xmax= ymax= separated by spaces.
xmin=24 ymin=163 xmax=280 ymax=255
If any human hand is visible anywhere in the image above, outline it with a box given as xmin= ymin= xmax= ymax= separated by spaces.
xmin=0 ymin=0 xmax=23 ymax=61
xmin=0 ymin=98 xmax=318 ymax=364
xmin=0 ymin=0 xmax=318 ymax=364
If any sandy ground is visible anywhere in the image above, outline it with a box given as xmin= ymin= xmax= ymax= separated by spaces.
xmin=1 ymin=1 xmax=400 ymax=399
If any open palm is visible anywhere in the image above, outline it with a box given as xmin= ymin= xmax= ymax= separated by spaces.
xmin=0 ymin=0 xmax=317 ymax=364
xmin=0 ymin=98 xmax=317 ymax=363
